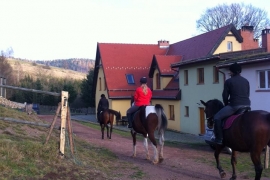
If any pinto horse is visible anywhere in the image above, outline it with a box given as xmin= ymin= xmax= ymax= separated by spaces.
xmin=98 ymin=109 xmax=121 ymax=139
xmin=200 ymin=99 xmax=270 ymax=180
xmin=130 ymin=104 xmax=168 ymax=164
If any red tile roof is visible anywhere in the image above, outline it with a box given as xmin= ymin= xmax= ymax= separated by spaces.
xmin=96 ymin=43 xmax=167 ymax=98
xmin=154 ymin=55 xmax=182 ymax=75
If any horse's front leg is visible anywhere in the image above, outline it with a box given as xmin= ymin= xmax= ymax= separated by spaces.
xmin=131 ymin=130 xmax=137 ymax=157
xmin=230 ymin=150 xmax=237 ymax=180
xmin=143 ymin=137 xmax=150 ymax=160
xmin=215 ymin=145 xmax=226 ymax=178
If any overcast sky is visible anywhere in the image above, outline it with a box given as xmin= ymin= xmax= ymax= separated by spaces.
xmin=0 ymin=0 xmax=269 ymax=60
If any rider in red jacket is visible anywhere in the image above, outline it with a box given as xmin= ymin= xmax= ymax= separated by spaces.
xmin=126 ymin=77 xmax=152 ymax=128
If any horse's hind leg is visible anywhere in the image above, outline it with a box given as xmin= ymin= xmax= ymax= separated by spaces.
xmin=148 ymin=133 xmax=158 ymax=164
xmin=143 ymin=137 xmax=150 ymax=160
xmin=101 ymin=125 xmax=105 ymax=139
xmin=250 ymin=151 xmax=263 ymax=180
xmin=131 ymin=130 xmax=137 ymax=157
xmin=230 ymin=150 xmax=237 ymax=180
xmin=158 ymin=131 xmax=165 ymax=163
xmin=106 ymin=125 xmax=110 ymax=139
xmin=109 ymin=124 xmax=113 ymax=139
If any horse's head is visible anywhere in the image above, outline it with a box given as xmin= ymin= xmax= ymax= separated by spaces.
xmin=200 ymin=99 xmax=224 ymax=129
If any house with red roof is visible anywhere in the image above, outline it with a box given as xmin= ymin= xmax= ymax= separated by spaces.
xmin=93 ymin=24 xmax=270 ymax=134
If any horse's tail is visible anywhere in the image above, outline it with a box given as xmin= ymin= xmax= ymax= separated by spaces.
xmin=267 ymin=113 xmax=270 ymax=147
xmin=155 ymin=104 xmax=168 ymax=135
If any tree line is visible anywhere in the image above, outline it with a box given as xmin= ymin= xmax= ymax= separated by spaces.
xmin=0 ymin=54 xmax=95 ymax=108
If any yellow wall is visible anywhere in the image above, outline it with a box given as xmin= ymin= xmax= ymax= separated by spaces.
xmin=95 ymin=67 xmax=110 ymax=110
xmin=153 ymin=69 xmax=172 ymax=90
xmin=213 ymin=31 xmax=242 ymax=54
xmin=151 ymin=99 xmax=180 ymax=132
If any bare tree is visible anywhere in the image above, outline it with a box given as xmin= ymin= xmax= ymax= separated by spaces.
xmin=196 ymin=3 xmax=270 ymax=39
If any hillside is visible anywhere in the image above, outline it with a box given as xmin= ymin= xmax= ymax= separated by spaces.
xmin=35 ymin=58 xmax=95 ymax=73
xmin=7 ymin=58 xmax=87 ymax=81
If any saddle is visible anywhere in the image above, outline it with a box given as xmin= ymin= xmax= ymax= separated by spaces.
xmin=223 ymin=106 xmax=251 ymax=129
xmin=131 ymin=106 xmax=156 ymax=122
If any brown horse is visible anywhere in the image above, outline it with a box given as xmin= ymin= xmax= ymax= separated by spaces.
xmin=200 ymin=99 xmax=270 ymax=180
xmin=130 ymin=104 xmax=168 ymax=164
xmin=98 ymin=109 xmax=121 ymax=139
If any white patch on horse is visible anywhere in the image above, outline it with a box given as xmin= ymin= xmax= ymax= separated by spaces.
xmin=145 ymin=106 xmax=156 ymax=117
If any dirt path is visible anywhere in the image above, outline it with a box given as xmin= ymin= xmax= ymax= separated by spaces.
xmin=39 ymin=115 xmax=268 ymax=180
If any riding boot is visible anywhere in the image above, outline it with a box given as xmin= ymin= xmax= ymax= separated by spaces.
xmin=127 ymin=113 xmax=133 ymax=129
xmin=213 ymin=119 xmax=223 ymax=145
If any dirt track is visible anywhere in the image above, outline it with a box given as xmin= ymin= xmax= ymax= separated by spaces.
xmin=39 ymin=115 xmax=270 ymax=180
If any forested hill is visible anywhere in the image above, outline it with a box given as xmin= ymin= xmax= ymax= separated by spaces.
xmin=34 ymin=58 xmax=95 ymax=73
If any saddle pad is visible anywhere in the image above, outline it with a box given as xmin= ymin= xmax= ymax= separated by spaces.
xmin=145 ymin=106 xmax=156 ymax=117
xmin=223 ymin=114 xmax=241 ymax=129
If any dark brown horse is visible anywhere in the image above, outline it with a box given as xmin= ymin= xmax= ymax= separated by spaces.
xmin=130 ymin=104 xmax=168 ymax=164
xmin=201 ymin=99 xmax=270 ymax=180
xmin=98 ymin=109 xmax=121 ymax=139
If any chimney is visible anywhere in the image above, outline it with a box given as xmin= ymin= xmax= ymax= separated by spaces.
xmin=158 ymin=40 xmax=169 ymax=48
xmin=239 ymin=25 xmax=259 ymax=50
xmin=262 ymin=28 xmax=270 ymax=52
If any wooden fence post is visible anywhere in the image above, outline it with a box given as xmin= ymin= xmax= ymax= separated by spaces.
xmin=45 ymin=102 xmax=61 ymax=145
xmin=66 ymin=107 xmax=74 ymax=155
xmin=59 ymin=91 xmax=68 ymax=156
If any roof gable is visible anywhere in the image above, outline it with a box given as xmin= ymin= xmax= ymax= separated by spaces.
xmin=167 ymin=24 xmax=242 ymax=61
xmin=149 ymin=55 xmax=182 ymax=77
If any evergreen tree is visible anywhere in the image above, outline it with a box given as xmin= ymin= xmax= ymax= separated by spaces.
xmin=80 ymin=69 xmax=95 ymax=107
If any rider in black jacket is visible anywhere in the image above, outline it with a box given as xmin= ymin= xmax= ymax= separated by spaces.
xmin=97 ymin=94 xmax=109 ymax=122
xmin=212 ymin=62 xmax=250 ymax=145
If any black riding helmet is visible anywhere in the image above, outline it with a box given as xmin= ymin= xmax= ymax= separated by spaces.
xmin=101 ymin=94 xmax=105 ymax=98
xmin=229 ymin=62 xmax=242 ymax=74
xmin=140 ymin=77 xmax=147 ymax=84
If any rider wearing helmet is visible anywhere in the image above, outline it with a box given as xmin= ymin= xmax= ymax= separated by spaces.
xmin=212 ymin=62 xmax=250 ymax=145
xmin=97 ymin=94 xmax=109 ymax=122
xmin=126 ymin=77 xmax=152 ymax=129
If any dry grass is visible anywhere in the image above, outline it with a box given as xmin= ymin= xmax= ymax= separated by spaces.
xmin=7 ymin=58 xmax=86 ymax=81
xmin=0 ymin=105 xmax=136 ymax=179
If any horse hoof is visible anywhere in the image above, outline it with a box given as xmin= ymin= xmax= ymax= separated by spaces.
xmin=152 ymin=160 xmax=158 ymax=165
xmin=229 ymin=175 xmax=237 ymax=180
xmin=220 ymin=171 xmax=226 ymax=179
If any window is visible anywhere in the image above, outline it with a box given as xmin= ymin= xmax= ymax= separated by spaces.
xmin=227 ymin=41 xmax=233 ymax=52
xmin=197 ymin=68 xmax=204 ymax=84
xmin=258 ymin=70 xmax=270 ymax=89
xmin=126 ymin=74 xmax=135 ymax=84
xmin=99 ymin=77 xmax=101 ymax=91
xmin=185 ymin=106 xmax=189 ymax=117
xmin=184 ymin=70 xmax=188 ymax=85
xmin=213 ymin=66 xmax=219 ymax=83
xmin=104 ymin=77 xmax=107 ymax=90
xmin=156 ymin=73 xmax=160 ymax=89
xmin=169 ymin=105 xmax=175 ymax=120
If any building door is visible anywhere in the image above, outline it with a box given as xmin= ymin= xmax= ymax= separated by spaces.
xmin=199 ymin=107 xmax=205 ymax=135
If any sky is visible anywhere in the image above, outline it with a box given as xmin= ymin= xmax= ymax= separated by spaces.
xmin=0 ymin=0 xmax=269 ymax=61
